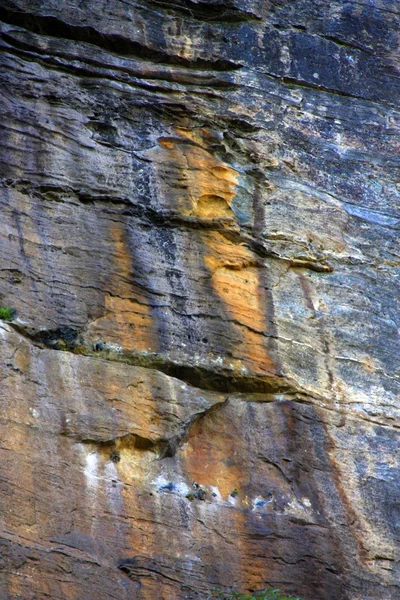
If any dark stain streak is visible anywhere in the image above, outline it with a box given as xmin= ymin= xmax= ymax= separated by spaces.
xmin=299 ymin=273 xmax=335 ymax=391
xmin=320 ymin=410 xmax=371 ymax=574
xmin=252 ymin=176 xmax=283 ymax=376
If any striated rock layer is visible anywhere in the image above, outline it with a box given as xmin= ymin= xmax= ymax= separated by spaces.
xmin=0 ymin=1 xmax=399 ymax=599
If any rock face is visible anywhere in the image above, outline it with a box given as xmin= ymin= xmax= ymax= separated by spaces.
xmin=0 ymin=1 xmax=399 ymax=599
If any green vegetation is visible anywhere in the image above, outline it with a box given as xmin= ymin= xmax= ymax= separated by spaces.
xmin=0 ymin=307 xmax=16 ymax=321
xmin=210 ymin=588 xmax=302 ymax=600
xmin=186 ymin=487 xmax=206 ymax=501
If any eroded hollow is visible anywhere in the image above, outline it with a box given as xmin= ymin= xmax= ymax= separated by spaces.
xmin=195 ymin=194 xmax=235 ymax=218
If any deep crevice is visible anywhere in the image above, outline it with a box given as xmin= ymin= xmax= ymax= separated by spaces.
xmin=79 ymin=431 xmax=172 ymax=457
xmin=7 ymin=321 xmax=294 ymax=395
xmin=78 ymin=399 xmax=227 ymax=458
xmin=138 ymin=0 xmax=262 ymax=23
xmin=273 ymin=73 xmax=375 ymax=105
xmin=1 ymin=31 xmax=239 ymax=90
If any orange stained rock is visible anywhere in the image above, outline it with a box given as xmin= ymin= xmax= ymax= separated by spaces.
xmin=203 ymin=231 xmax=276 ymax=375
xmin=153 ymin=132 xmax=238 ymax=217
xmin=90 ymin=294 xmax=156 ymax=352
xmin=181 ymin=412 xmax=243 ymax=498
xmin=87 ymin=223 xmax=157 ymax=353
xmin=152 ymin=129 xmax=277 ymax=376
xmin=180 ymin=404 xmax=268 ymax=590
xmin=174 ymin=126 xmax=212 ymax=146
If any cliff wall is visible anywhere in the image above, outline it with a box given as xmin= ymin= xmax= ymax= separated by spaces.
xmin=0 ymin=1 xmax=399 ymax=599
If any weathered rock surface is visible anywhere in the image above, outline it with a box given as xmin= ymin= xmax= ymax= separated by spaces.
xmin=0 ymin=1 xmax=399 ymax=599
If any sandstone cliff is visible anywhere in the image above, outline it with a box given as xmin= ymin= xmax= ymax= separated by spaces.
xmin=0 ymin=1 xmax=399 ymax=599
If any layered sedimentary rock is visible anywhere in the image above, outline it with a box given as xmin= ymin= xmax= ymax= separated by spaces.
xmin=0 ymin=1 xmax=399 ymax=599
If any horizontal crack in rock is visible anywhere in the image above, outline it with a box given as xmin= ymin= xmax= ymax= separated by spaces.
xmin=7 ymin=322 xmax=297 ymax=395
xmin=0 ymin=8 xmax=242 ymax=71
xmin=5 ymin=323 xmax=397 ymax=430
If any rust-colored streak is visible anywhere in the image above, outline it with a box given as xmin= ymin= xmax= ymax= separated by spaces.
xmin=152 ymin=128 xmax=277 ymax=376
xmin=180 ymin=405 xmax=249 ymax=589
xmin=321 ymin=415 xmax=370 ymax=566
xmin=153 ymin=129 xmax=238 ymax=218
xmin=87 ymin=223 xmax=157 ymax=352
xmin=203 ymin=232 xmax=276 ymax=375
xmin=182 ymin=411 xmax=242 ymax=498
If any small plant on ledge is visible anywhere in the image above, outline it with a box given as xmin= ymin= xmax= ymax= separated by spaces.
xmin=0 ymin=307 xmax=16 ymax=321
